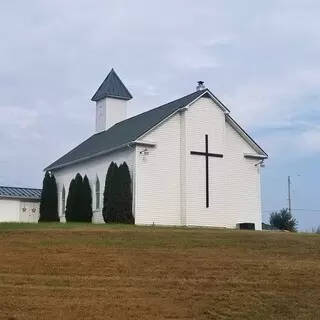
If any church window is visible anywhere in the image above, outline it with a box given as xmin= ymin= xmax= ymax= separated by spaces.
xmin=62 ymin=186 xmax=66 ymax=216
xmin=95 ymin=177 xmax=100 ymax=209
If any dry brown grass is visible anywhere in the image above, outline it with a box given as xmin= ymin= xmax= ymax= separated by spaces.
xmin=0 ymin=224 xmax=319 ymax=320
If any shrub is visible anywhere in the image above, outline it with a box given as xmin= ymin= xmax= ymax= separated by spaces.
xmin=269 ymin=208 xmax=298 ymax=232
xmin=102 ymin=161 xmax=134 ymax=224
xmin=83 ymin=175 xmax=93 ymax=223
xmin=39 ymin=171 xmax=59 ymax=222
xmin=65 ymin=179 xmax=76 ymax=222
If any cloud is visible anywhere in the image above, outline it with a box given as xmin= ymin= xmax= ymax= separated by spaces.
xmin=0 ymin=106 xmax=38 ymax=130
xmin=0 ymin=0 xmax=320 ymax=187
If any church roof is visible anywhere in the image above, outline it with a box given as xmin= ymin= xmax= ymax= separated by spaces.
xmin=91 ymin=69 xmax=133 ymax=101
xmin=0 ymin=186 xmax=42 ymax=200
xmin=45 ymin=89 xmax=206 ymax=171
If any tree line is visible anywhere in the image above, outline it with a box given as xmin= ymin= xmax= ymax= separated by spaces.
xmin=39 ymin=161 xmax=134 ymax=224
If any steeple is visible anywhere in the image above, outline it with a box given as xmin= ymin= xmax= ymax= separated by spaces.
xmin=92 ymin=69 xmax=132 ymax=133
xmin=91 ymin=68 xmax=132 ymax=101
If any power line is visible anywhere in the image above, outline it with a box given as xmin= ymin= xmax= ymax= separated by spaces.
xmin=263 ymin=209 xmax=320 ymax=213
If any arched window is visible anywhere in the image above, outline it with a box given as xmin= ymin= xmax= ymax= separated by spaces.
xmin=62 ymin=186 xmax=66 ymax=216
xmin=95 ymin=177 xmax=100 ymax=209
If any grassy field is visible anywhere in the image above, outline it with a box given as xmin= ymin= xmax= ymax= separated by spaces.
xmin=0 ymin=223 xmax=319 ymax=320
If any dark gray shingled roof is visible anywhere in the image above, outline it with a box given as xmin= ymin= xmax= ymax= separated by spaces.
xmin=46 ymin=89 xmax=207 ymax=171
xmin=0 ymin=186 xmax=42 ymax=200
xmin=91 ymin=69 xmax=133 ymax=101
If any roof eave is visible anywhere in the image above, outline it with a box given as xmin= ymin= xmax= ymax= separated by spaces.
xmin=91 ymin=93 xmax=133 ymax=102
xmin=0 ymin=196 xmax=41 ymax=201
xmin=204 ymin=89 xmax=230 ymax=113
xmin=244 ymin=153 xmax=268 ymax=160
xmin=226 ymin=114 xmax=268 ymax=158
xmin=45 ymin=142 xmax=137 ymax=172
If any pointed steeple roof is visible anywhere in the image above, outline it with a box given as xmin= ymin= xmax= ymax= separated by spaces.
xmin=91 ymin=69 xmax=133 ymax=101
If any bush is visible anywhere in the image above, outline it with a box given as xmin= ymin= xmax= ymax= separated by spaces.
xmin=103 ymin=162 xmax=117 ymax=223
xmin=39 ymin=171 xmax=59 ymax=222
xmin=117 ymin=162 xmax=134 ymax=224
xmin=102 ymin=161 xmax=134 ymax=224
xmin=83 ymin=175 xmax=93 ymax=223
xmin=269 ymin=208 xmax=298 ymax=232
xmin=66 ymin=173 xmax=93 ymax=222
xmin=65 ymin=179 xmax=76 ymax=222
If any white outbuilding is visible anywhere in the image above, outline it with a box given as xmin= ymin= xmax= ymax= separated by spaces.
xmin=0 ymin=186 xmax=41 ymax=222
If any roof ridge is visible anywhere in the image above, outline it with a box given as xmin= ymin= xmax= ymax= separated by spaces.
xmin=45 ymin=89 xmax=208 ymax=171
xmin=108 ymin=89 xmax=207 ymax=129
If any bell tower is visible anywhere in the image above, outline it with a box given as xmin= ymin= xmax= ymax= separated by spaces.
xmin=92 ymin=69 xmax=133 ymax=133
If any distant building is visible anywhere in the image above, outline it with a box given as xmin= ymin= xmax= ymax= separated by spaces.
xmin=0 ymin=186 xmax=41 ymax=222
xmin=46 ymin=69 xmax=268 ymax=229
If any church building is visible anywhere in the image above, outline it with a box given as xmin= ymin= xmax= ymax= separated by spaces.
xmin=46 ymin=69 xmax=268 ymax=229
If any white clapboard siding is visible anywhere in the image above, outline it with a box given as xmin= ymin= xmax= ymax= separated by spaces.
xmin=19 ymin=201 xmax=40 ymax=222
xmin=51 ymin=94 xmax=264 ymax=229
xmin=135 ymin=114 xmax=181 ymax=226
xmin=225 ymin=122 xmax=262 ymax=230
xmin=53 ymin=148 xmax=134 ymax=223
xmin=0 ymin=199 xmax=20 ymax=222
xmin=0 ymin=199 xmax=39 ymax=222
xmin=185 ymin=96 xmax=227 ymax=227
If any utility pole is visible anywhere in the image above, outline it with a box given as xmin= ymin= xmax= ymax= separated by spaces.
xmin=288 ymin=175 xmax=292 ymax=214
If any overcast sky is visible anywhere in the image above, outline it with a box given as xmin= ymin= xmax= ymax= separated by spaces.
xmin=1 ymin=0 xmax=319 ymax=230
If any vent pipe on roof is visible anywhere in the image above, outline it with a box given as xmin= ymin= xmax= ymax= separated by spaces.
xmin=196 ymin=81 xmax=205 ymax=91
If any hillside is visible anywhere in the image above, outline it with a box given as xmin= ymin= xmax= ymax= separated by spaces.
xmin=0 ymin=224 xmax=319 ymax=319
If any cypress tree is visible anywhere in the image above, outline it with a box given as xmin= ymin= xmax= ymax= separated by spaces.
xmin=102 ymin=162 xmax=117 ymax=223
xmin=49 ymin=174 xmax=59 ymax=222
xmin=39 ymin=171 xmax=59 ymax=222
xmin=120 ymin=162 xmax=134 ymax=224
xmin=112 ymin=163 xmax=122 ymax=223
xmin=73 ymin=173 xmax=84 ymax=222
xmin=65 ymin=179 xmax=76 ymax=222
xmin=83 ymin=175 xmax=93 ymax=223
xmin=112 ymin=162 xmax=133 ymax=224
xmin=39 ymin=171 xmax=51 ymax=222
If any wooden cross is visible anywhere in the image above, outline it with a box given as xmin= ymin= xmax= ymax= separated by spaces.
xmin=190 ymin=134 xmax=223 ymax=208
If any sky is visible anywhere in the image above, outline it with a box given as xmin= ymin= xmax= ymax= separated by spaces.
xmin=0 ymin=0 xmax=319 ymax=230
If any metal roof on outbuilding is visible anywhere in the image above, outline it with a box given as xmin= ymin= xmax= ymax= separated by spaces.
xmin=0 ymin=186 xmax=42 ymax=200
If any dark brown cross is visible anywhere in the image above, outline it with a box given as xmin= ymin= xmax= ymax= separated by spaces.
xmin=190 ymin=134 xmax=223 ymax=208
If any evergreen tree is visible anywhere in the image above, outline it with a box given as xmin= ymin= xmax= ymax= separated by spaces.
xmin=83 ymin=175 xmax=93 ymax=223
xmin=65 ymin=179 xmax=76 ymax=222
xmin=39 ymin=171 xmax=59 ymax=222
xmin=39 ymin=171 xmax=51 ymax=222
xmin=116 ymin=162 xmax=134 ymax=224
xmin=111 ymin=163 xmax=122 ymax=223
xmin=49 ymin=174 xmax=59 ymax=222
xmin=73 ymin=173 xmax=84 ymax=222
xmin=269 ymin=208 xmax=298 ymax=232
xmin=102 ymin=162 xmax=117 ymax=223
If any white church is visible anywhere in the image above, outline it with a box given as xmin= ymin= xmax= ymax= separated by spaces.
xmin=46 ymin=69 xmax=268 ymax=229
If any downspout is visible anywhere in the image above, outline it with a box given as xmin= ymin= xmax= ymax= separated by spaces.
xmin=127 ymin=143 xmax=137 ymax=218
